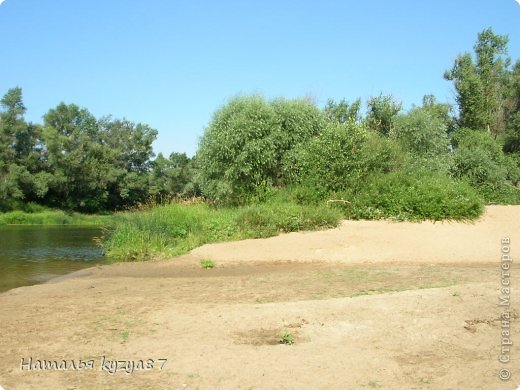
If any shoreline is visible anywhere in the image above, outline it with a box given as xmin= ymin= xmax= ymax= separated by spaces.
xmin=1 ymin=205 xmax=519 ymax=389
xmin=7 ymin=204 xmax=518 ymax=293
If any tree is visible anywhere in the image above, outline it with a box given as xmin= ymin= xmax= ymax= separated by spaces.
xmin=324 ymin=98 xmax=361 ymax=124
xmin=504 ymin=60 xmax=520 ymax=153
xmin=366 ymin=94 xmax=402 ymax=135
xmin=0 ymin=87 xmax=40 ymax=207
xmin=149 ymin=152 xmax=196 ymax=198
xmin=392 ymin=100 xmax=449 ymax=156
xmin=284 ymin=121 xmax=401 ymax=200
xmin=97 ymin=117 xmax=157 ymax=209
xmin=196 ymin=95 xmax=278 ymax=204
xmin=444 ymin=28 xmax=511 ymax=136
xmin=41 ymin=103 xmax=102 ymax=210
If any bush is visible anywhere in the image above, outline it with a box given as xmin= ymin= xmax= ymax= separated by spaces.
xmin=392 ymin=107 xmax=449 ymax=155
xmin=283 ymin=122 xmax=402 ymax=200
xmin=342 ymin=170 xmax=483 ymax=221
xmin=196 ymin=95 xmax=278 ymax=205
xmin=196 ymin=95 xmax=327 ymax=205
xmin=450 ymin=128 xmax=520 ymax=203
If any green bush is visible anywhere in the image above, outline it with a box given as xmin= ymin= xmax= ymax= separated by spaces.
xmin=392 ymin=107 xmax=449 ymax=155
xmin=342 ymin=170 xmax=483 ymax=221
xmin=450 ymin=128 xmax=520 ymax=203
xmin=283 ymin=121 xmax=402 ymax=199
xmin=196 ymin=95 xmax=327 ymax=205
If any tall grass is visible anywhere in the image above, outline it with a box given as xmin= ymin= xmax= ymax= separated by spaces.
xmin=102 ymin=198 xmax=343 ymax=261
xmin=0 ymin=210 xmax=113 ymax=225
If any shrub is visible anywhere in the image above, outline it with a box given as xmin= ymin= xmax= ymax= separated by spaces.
xmin=392 ymin=107 xmax=449 ymax=155
xmin=196 ymin=95 xmax=278 ymax=205
xmin=283 ymin=122 xmax=402 ymax=200
xmin=196 ymin=95 xmax=327 ymax=205
xmin=450 ymin=128 xmax=520 ymax=203
xmin=342 ymin=170 xmax=483 ymax=221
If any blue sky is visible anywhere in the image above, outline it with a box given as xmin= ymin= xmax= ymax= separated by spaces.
xmin=1 ymin=0 xmax=519 ymax=157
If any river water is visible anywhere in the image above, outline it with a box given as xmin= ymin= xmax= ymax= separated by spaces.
xmin=0 ymin=226 xmax=106 ymax=293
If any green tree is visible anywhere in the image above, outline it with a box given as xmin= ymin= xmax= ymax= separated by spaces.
xmin=98 ymin=117 xmax=157 ymax=209
xmin=504 ymin=61 xmax=520 ymax=153
xmin=284 ymin=121 xmax=402 ymax=200
xmin=41 ymin=103 xmax=102 ymax=210
xmin=392 ymin=106 xmax=449 ymax=156
xmin=366 ymin=94 xmax=402 ymax=135
xmin=444 ymin=28 xmax=511 ymax=136
xmin=196 ymin=95 xmax=278 ymax=204
xmin=0 ymin=87 xmax=41 ymax=208
xmin=149 ymin=152 xmax=196 ymax=198
xmin=324 ymin=98 xmax=361 ymax=124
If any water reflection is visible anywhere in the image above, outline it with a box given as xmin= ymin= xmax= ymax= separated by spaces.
xmin=0 ymin=226 xmax=105 ymax=293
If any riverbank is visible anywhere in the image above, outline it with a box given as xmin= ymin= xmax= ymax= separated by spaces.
xmin=0 ymin=205 xmax=518 ymax=389
xmin=0 ymin=209 xmax=113 ymax=226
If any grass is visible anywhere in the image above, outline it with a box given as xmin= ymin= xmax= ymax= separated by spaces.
xmin=200 ymin=259 xmax=215 ymax=269
xmin=0 ymin=209 xmax=113 ymax=226
xmin=367 ymin=380 xmax=381 ymax=388
xmin=102 ymin=197 xmax=342 ymax=261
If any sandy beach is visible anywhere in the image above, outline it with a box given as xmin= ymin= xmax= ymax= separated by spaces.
xmin=0 ymin=205 xmax=518 ymax=389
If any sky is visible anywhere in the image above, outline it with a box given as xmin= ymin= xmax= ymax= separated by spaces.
xmin=1 ymin=1 xmax=520 ymax=157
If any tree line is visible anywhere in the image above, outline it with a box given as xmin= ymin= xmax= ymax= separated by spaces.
xmin=1 ymin=28 xmax=519 ymax=214
xmin=196 ymin=28 xmax=519 ymax=214
xmin=0 ymin=93 xmax=196 ymax=212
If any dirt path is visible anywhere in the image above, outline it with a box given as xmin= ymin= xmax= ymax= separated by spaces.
xmin=0 ymin=206 xmax=519 ymax=389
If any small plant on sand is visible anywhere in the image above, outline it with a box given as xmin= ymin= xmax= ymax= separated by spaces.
xmin=199 ymin=259 xmax=215 ymax=269
xmin=279 ymin=330 xmax=295 ymax=345
xmin=120 ymin=330 xmax=130 ymax=343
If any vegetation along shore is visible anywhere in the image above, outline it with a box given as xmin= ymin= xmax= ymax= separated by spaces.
xmin=1 ymin=28 xmax=519 ymax=261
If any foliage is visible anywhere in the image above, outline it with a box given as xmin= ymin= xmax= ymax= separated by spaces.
xmin=199 ymin=259 xmax=215 ymax=269
xmin=449 ymin=128 xmax=520 ymax=203
xmin=279 ymin=330 xmax=295 ymax=345
xmin=0 ymin=209 xmax=112 ymax=225
xmin=444 ymin=28 xmax=511 ymax=136
xmin=324 ymin=98 xmax=362 ymax=124
xmin=196 ymin=95 xmax=327 ymax=204
xmin=0 ymin=89 xmax=160 ymax=213
xmin=102 ymin=196 xmax=342 ymax=261
xmin=392 ymin=106 xmax=449 ymax=156
xmin=284 ymin=121 xmax=402 ymax=200
xmin=342 ymin=169 xmax=484 ymax=221
xmin=149 ymin=152 xmax=199 ymax=199
xmin=366 ymin=94 xmax=402 ymax=135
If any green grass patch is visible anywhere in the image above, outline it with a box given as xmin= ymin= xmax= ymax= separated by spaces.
xmin=102 ymin=197 xmax=343 ymax=261
xmin=199 ymin=259 xmax=215 ymax=269
xmin=0 ymin=209 xmax=113 ymax=225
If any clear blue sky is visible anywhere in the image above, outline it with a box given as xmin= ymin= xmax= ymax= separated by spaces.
xmin=1 ymin=0 xmax=520 ymax=157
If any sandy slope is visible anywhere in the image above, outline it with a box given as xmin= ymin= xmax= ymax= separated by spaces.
xmin=192 ymin=205 xmax=520 ymax=264
xmin=0 ymin=206 xmax=519 ymax=390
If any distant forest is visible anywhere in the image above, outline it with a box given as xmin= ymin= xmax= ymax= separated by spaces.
xmin=1 ymin=28 xmax=519 ymax=214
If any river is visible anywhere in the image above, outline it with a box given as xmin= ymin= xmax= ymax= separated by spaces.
xmin=0 ymin=226 xmax=106 ymax=293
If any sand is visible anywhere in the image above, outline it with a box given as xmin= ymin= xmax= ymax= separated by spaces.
xmin=0 ymin=205 xmax=519 ymax=389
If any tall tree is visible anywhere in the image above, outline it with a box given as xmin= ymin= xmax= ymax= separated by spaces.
xmin=444 ymin=28 xmax=511 ymax=137
xmin=0 ymin=88 xmax=37 ymax=206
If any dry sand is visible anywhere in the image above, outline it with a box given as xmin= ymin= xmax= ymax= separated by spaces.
xmin=0 ymin=205 xmax=519 ymax=389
